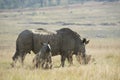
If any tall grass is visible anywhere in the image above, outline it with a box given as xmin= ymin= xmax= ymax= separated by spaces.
xmin=0 ymin=41 xmax=120 ymax=80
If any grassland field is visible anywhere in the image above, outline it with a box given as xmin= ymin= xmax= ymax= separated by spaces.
xmin=0 ymin=2 xmax=120 ymax=80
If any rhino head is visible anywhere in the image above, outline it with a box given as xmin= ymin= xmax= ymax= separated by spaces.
xmin=76 ymin=38 xmax=90 ymax=64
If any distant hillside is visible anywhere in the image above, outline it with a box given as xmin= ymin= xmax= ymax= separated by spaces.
xmin=0 ymin=0 xmax=119 ymax=9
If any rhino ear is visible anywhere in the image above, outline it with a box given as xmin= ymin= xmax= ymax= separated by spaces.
xmin=82 ymin=38 xmax=90 ymax=44
xmin=82 ymin=38 xmax=86 ymax=43
xmin=85 ymin=40 xmax=90 ymax=44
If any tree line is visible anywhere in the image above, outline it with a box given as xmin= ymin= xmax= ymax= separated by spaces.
xmin=0 ymin=0 xmax=119 ymax=9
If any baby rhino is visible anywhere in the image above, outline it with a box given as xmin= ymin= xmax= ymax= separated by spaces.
xmin=33 ymin=42 xmax=52 ymax=69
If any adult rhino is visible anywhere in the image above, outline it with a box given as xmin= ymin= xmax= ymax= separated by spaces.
xmin=11 ymin=28 xmax=89 ymax=67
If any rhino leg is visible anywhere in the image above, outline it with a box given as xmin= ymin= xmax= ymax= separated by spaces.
xmin=19 ymin=51 xmax=27 ymax=66
xmin=36 ymin=61 xmax=40 ymax=68
xmin=11 ymin=51 xmax=19 ymax=67
xmin=11 ymin=51 xmax=27 ymax=67
xmin=67 ymin=55 xmax=73 ymax=66
xmin=41 ymin=60 xmax=45 ymax=68
xmin=33 ymin=54 xmax=40 ymax=68
xmin=49 ymin=57 xmax=52 ymax=69
xmin=33 ymin=58 xmax=39 ymax=68
xmin=45 ymin=57 xmax=52 ymax=69
xmin=61 ymin=55 xmax=66 ymax=67
xmin=76 ymin=54 xmax=81 ymax=64
xmin=44 ymin=62 xmax=49 ymax=69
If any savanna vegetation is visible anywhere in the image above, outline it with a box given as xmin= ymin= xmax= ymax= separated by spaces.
xmin=0 ymin=1 xmax=120 ymax=80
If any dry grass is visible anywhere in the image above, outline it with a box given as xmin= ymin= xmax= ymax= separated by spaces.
xmin=0 ymin=2 xmax=120 ymax=80
xmin=0 ymin=49 xmax=120 ymax=80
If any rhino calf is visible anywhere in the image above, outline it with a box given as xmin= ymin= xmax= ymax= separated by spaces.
xmin=33 ymin=42 xmax=52 ymax=69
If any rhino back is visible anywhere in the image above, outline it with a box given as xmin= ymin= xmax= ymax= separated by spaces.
xmin=33 ymin=30 xmax=61 ymax=56
xmin=33 ymin=28 xmax=81 ymax=56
